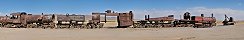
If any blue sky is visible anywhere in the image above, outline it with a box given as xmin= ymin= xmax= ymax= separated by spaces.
xmin=0 ymin=0 xmax=244 ymax=20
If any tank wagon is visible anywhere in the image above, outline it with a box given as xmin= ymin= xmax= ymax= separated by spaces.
xmin=54 ymin=14 xmax=100 ymax=29
xmin=133 ymin=15 xmax=174 ymax=28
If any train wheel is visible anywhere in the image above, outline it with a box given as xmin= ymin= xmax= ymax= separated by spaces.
xmin=141 ymin=24 xmax=146 ymax=28
xmin=81 ymin=25 xmax=86 ymax=29
xmin=212 ymin=23 xmax=217 ymax=26
xmin=169 ymin=24 xmax=174 ymax=27
xmin=79 ymin=25 xmax=85 ymax=29
xmin=56 ymin=25 xmax=61 ymax=29
xmin=27 ymin=24 xmax=32 ymax=28
xmin=133 ymin=23 xmax=140 ymax=28
xmin=41 ymin=25 xmax=45 ymax=29
xmin=145 ymin=24 xmax=151 ymax=28
xmin=69 ymin=25 xmax=74 ymax=29
xmin=156 ymin=24 xmax=162 ymax=28
xmin=27 ymin=24 xmax=37 ymax=28
xmin=193 ymin=24 xmax=201 ymax=28
xmin=164 ymin=24 xmax=170 ymax=27
xmin=86 ymin=24 xmax=95 ymax=29
xmin=85 ymin=24 xmax=90 ymax=29
xmin=98 ymin=23 xmax=104 ymax=28
xmin=177 ymin=24 xmax=182 ymax=27
xmin=4 ymin=24 xmax=12 ymax=28
xmin=205 ymin=24 xmax=212 ymax=28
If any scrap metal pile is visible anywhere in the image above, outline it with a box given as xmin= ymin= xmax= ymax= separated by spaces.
xmin=0 ymin=10 xmax=234 ymax=29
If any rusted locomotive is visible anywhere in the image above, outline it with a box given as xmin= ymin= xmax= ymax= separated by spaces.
xmin=0 ymin=12 xmax=104 ymax=29
xmin=133 ymin=15 xmax=174 ymax=28
xmin=133 ymin=12 xmax=216 ymax=28
xmin=0 ymin=10 xmax=218 ymax=29
xmin=177 ymin=13 xmax=216 ymax=28
xmin=0 ymin=12 xmax=54 ymax=28
xmin=0 ymin=12 xmax=51 ymax=28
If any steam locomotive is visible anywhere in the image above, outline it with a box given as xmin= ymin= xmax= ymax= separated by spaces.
xmin=133 ymin=12 xmax=216 ymax=28
xmin=0 ymin=10 xmax=223 ymax=29
xmin=0 ymin=12 xmax=103 ymax=29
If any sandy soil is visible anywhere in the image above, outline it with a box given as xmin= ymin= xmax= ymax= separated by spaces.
xmin=1 ymin=23 xmax=244 ymax=40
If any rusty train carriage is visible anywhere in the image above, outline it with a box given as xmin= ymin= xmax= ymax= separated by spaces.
xmin=133 ymin=15 xmax=175 ymax=28
xmin=0 ymin=10 xmax=220 ymax=29
xmin=55 ymin=14 xmax=88 ymax=29
xmin=91 ymin=10 xmax=133 ymax=28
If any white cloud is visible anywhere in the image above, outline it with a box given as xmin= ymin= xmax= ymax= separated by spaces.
xmin=134 ymin=7 xmax=244 ymax=21
xmin=0 ymin=12 xmax=8 ymax=16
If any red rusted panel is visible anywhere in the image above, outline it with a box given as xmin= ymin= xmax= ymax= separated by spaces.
xmin=203 ymin=17 xmax=216 ymax=23
xmin=146 ymin=17 xmax=174 ymax=21
xmin=118 ymin=13 xmax=133 ymax=26
xmin=191 ymin=16 xmax=203 ymax=23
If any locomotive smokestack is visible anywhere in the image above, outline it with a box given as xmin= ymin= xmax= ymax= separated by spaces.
xmin=211 ymin=13 xmax=214 ymax=17
xmin=105 ymin=10 xmax=112 ymax=13
xmin=168 ymin=15 xmax=174 ymax=17
xmin=148 ymin=15 xmax=150 ymax=20
xmin=201 ymin=14 xmax=204 ymax=17
xmin=145 ymin=15 xmax=147 ymax=20
xmin=129 ymin=11 xmax=132 ymax=13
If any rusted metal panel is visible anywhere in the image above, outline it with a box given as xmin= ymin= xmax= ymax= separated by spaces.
xmin=25 ymin=15 xmax=42 ymax=22
xmin=56 ymin=15 xmax=70 ymax=21
xmin=191 ymin=16 xmax=203 ymax=23
xmin=92 ymin=13 xmax=100 ymax=22
xmin=42 ymin=15 xmax=53 ymax=22
xmin=106 ymin=13 xmax=119 ymax=16
xmin=118 ymin=13 xmax=133 ymax=27
xmin=8 ymin=19 xmax=21 ymax=23
xmin=203 ymin=17 xmax=216 ymax=23
xmin=0 ymin=16 xmax=10 ymax=23
xmin=10 ymin=13 xmax=21 ymax=16
xmin=146 ymin=17 xmax=174 ymax=21
xmin=0 ymin=17 xmax=18 ymax=23
xmin=69 ymin=15 xmax=85 ymax=22
xmin=118 ymin=16 xmax=133 ymax=26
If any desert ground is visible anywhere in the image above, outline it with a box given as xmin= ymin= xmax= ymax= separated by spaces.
xmin=1 ymin=22 xmax=244 ymax=40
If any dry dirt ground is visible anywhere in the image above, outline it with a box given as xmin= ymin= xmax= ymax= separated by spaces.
xmin=1 ymin=23 xmax=244 ymax=40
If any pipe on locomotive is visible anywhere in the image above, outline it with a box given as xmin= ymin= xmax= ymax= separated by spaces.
xmin=211 ymin=13 xmax=214 ymax=17
xmin=145 ymin=15 xmax=147 ymax=20
xmin=201 ymin=14 xmax=204 ymax=17
xmin=144 ymin=15 xmax=150 ymax=21
xmin=148 ymin=15 xmax=150 ymax=21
